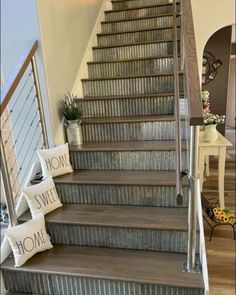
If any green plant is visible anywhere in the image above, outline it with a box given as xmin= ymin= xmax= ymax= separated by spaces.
xmin=203 ymin=112 xmax=225 ymax=125
xmin=60 ymin=93 xmax=83 ymax=121
xmin=201 ymin=90 xmax=210 ymax=109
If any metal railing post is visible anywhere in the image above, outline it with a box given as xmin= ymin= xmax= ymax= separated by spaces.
xmin=183 ymin=125 xmax=200 ymax=273
xmin=179 ymin=0 xmax=185 ymax=72
xmin=0 ymin=139 xmax=18 ymax=227
xmin=31 ymin=56 xmax=49 ymax=149
xmin=173 ymin=0 xmax=183 ymax=204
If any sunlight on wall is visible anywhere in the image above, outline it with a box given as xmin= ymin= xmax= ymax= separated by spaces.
xmin=37 ymin=0 xmax=103 ymax=144
xmin=191 ymin=0 xmax=235 ymax=79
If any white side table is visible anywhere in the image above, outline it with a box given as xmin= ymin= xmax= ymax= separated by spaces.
xmin=198 ymin=130 xmax=232 ymax=208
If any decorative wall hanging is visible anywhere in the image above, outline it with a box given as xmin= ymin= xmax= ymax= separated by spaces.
xmin=202 ymin=51 xmax=223 ymax=85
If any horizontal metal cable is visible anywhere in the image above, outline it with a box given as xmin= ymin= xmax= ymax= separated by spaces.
xmin=18 ymin=137 xmax=43 ymax=191
xmin=5 ymin=103 xmax=39 ymax=162
xmin=12 ymin=133 xmax=43 ymax=191
xmin=1 ymin=70 xmax=33 ymax=129
xmin=4 ymin=89 xmax=36 ymax=145
xmin=9 ymin=85 xmax=35 ymax=131
xmin=8 ymin=121 xmax=40 ymax=176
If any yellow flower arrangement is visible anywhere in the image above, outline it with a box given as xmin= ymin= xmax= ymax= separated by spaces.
xmin=213 ymin=207 xmax=235 ymax=224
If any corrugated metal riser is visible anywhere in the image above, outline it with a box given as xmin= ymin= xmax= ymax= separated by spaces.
xmin=82 ymin=75 xmax=183 ymax=97
xmin=47 ymin=224 xmax=189 ymax=253
xmin=112 ymin=0 xmax=179 ymax=10
xmin=97 ymin=28 xmax=180 ymax=47
xmin=101 ymin=16 xmax=175 ymax=33
xmin=93 ymin=41 xmax=178 ymax=61
xmin=105 ymin=5 xmax=179 ymax=21
xmin=88 ymin=58 xmax=176 ymax=79
xmin=2 ymin=271 xmax=204 ymax=295
xmin=70 ymin=150 xmax=188 ymax=171
xmin=82 ymin=121 xmax=187 ymax=142
xmin=78 ymin=96 xmax=174 ymax=117
xmin=56 ymin=183 xmax=189 ymax=207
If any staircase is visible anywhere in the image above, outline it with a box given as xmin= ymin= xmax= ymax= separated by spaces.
xmin=2 ymin=0 xmax=204 ymax=294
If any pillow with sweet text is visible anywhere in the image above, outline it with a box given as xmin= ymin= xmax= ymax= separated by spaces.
xmin=22 ymin=176 xmax=62 ymax=218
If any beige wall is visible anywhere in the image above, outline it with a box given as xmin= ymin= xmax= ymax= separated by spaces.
xmin=37 ymin=0 xmax=103 ymax=144
xmin=191 ymin=0 xmax=235 ymax=77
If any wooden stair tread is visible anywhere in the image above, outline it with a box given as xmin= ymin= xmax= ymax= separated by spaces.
xmin=19 ymin=204 xmax=188 ymax=231
xmin=92 ymin=39 xmax=175 ymax=50
xmin=77 ymin=92 xmax=177 ymax=101
xmin=2 ymin=246 xmax=204 ymax=289
xmin=97 ymin=25 xmax=178 ymax=36
xmin=69 ymin=140 xmax=187 ymax=151
xmin=82 ymin=115 xmax=176 ymax=124
xmin=53 ymin=170 xmax=188 ymax=186
xmin=101 ymin=13 xmax=174 ymax=24
xmin=81 ymin=72 xmax=182 ymax=82
xmin=87 ymin=54 xmax=176 ymax=64
xmin=105 ymin=2 xmax=176 ymax=13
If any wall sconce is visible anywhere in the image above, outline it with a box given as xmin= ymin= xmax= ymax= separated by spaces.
xmin=212 ymin=59 xmax=223 ymax=70
xmin=208 ymin=70 xmax=217 ymax=80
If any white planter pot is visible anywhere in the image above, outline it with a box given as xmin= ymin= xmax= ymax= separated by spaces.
xmin=204 ymin=124 xmax=218 ymax=142
xmin=66 ymin=120 xmax=83 ymax=145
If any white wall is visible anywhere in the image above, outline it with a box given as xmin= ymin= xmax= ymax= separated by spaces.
xmin=190 ymin=0 xmax=236 ymax=76
xmin=1 ymin=0 xmax=39 ymax=79
xmin=37 ymin=0 xmax=104 ymax=144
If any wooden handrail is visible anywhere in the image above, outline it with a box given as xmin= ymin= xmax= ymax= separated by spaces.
xmin=0 ymin=40 xmax=38 ymax=117
xmin=182 ymin=0 xmax=203 ymax=126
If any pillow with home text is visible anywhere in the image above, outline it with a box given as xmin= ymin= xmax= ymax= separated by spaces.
xmin=37 ymin=143 xmax=73 ymax=178
xmin=22 ymin=176 xmax=62 ymax=218
xmin=5 ymin=213 xmax=53 ymax=267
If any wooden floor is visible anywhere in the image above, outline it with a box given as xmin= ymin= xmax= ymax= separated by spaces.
xmin=203 ymin=128 xmax=235 ymax=295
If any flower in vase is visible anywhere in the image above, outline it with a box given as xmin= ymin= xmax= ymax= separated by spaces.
xmin=201 ymin=90 xmax=210 ymax=110
xmin=203 ymin=112 xmax=225 ymax=125
xmin=203 ymin=105 xmax=210 ymax=113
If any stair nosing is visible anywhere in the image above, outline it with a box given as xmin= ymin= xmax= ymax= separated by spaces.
xmin=105 ymin=2 xmax=176 ymax=14
xmin=76 ymin=92 xmax=181 ymax=101
xmin=97 ymin=25 xmax=179 ymax=36
xmin=81 ymin=72 xmax=183 ymax=82
xmin=92 ymin=39 xmax=176 ymax=50
xmin=49 ymin=170 xmax=188 ymax=186
xmin=69 ymin=140 xmax=187 ymax=152
xmin=101 ymin=13 xmax=174 ymax=24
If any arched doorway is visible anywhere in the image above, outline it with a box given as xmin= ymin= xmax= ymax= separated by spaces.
xmin=201 ymin=25 xmax=235 ymax=135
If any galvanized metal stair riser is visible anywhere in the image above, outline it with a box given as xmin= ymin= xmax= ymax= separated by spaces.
xmin=2 ymin=0 xmax=204 ymax=294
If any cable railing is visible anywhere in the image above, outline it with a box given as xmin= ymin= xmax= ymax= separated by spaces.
xmin=173 ymin=0 xmax=207 ymax=282
xmin=0 ymin=40 xmax=49 ymax=227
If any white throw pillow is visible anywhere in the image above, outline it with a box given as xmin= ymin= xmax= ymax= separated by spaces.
xmin=5 ymin=214 xmax=53 ymax=267
xmin=37 ymin=143 xmax=73 ymax=178
xmin=22 ymin=177 xmax=62 ymax=218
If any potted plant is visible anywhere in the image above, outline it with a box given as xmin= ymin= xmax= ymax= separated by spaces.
xmin=203 ymin=112 xmax=225 ymax=142
xmin=201 ymin=90 xmax=225 ymax=142
xmin=60 ymin=93 xmax=83 ymax=145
